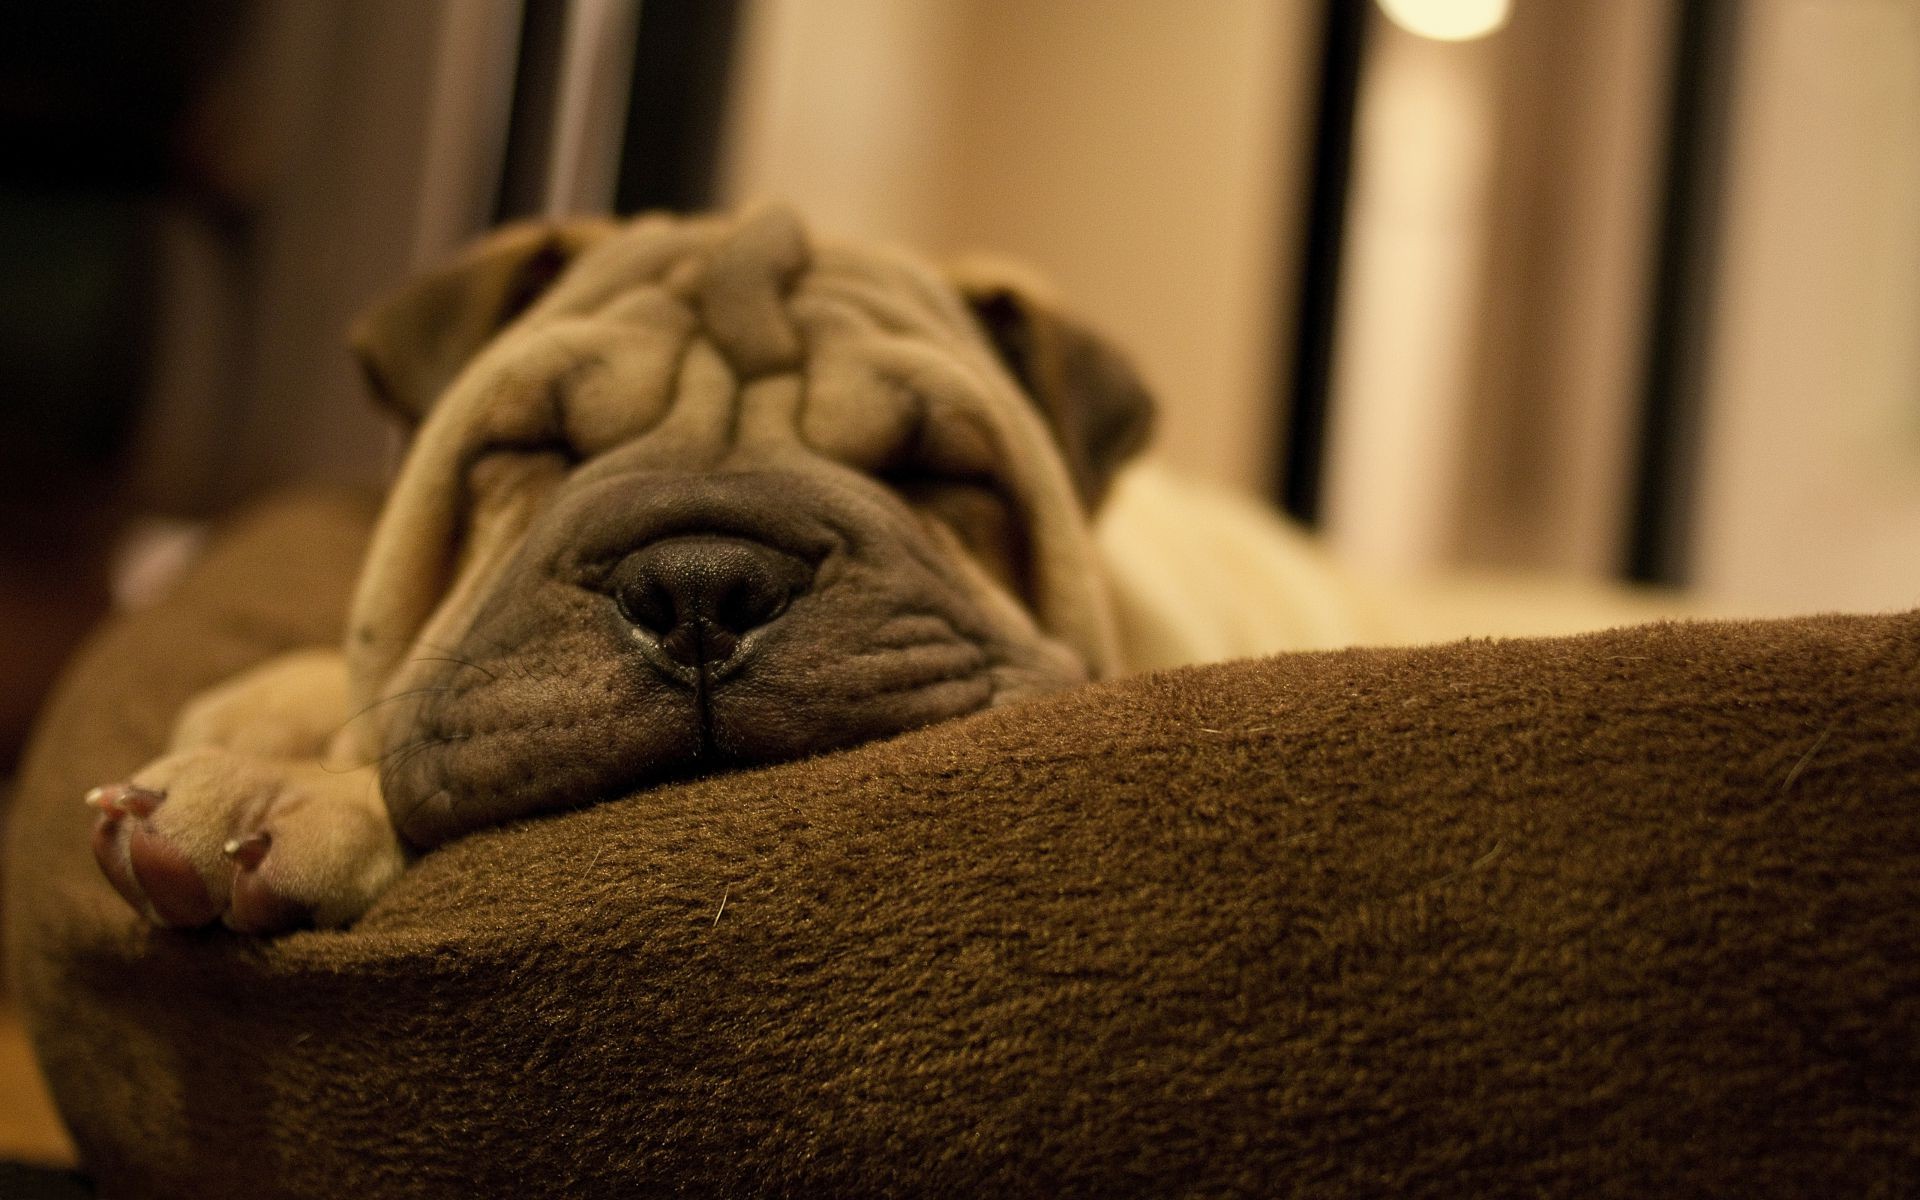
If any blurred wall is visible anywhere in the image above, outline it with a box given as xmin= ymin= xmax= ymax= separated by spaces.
xmin=130 ymin=0 xmax=522 ymax=511
xmin=1319 ymin=0 xmax=1920 ymax=616
xmin=89 ymin=0 xmax=1920 ymax=617
xmin=719 ymin=0 xmax=1321 ymax=497
xmin=1688 ymin=0 xmax=1920 ymax=616
xmin=1452 ymin=0 xmax=1673 ymax=578
xmin=1320 ymin=1 xmax=1671 ymax=579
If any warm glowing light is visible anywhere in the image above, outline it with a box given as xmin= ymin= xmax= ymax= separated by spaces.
xmin=1376 ymin=0 xmax=1512 ymax=42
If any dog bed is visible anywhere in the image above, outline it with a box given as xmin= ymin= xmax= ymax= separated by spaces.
xmin=6 ymin=492 xmax=1918 ymax=1198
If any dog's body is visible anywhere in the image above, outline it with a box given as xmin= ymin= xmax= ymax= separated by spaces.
xmin=86 ymin=207 xmax=1245 ymax=932
xmin=85 ymin=207 xmax=1694 ymax=931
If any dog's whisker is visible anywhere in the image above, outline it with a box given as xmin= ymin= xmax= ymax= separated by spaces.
xmin=364 ymin=630 xmax=537 ymax=685
xmin=83 ymin=209 xmax=1147 ymax=940
xmin=378 ymin=737 xmax=472 ymax=835
xmin=384 ymin=734 xmax=473 ymax=835
xmin=333 ymin=685 xmax=461 ymax=732
xmin=374 ymin=733 xmax=458 ymax=788
xmin=405 ymin=655 xmax=499 ymax=682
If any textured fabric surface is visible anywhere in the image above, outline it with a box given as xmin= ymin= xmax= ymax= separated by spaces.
xmin=6 ymin=495 xmax=1918 ymax=1199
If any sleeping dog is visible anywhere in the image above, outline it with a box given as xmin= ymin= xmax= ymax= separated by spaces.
xmin=86 ymin=206 xmax=1168 ymax=933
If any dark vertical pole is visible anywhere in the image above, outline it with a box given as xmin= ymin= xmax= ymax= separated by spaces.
xmin=1625 ymin=0 xmax=1740 ymax=584
xmin=492 ymin=0 xmax=571 ymax=223
xmin=613 ymin=0 xmax=744 ymax=214
xmin=1277 ymin=0 xmax=1370 ymax=527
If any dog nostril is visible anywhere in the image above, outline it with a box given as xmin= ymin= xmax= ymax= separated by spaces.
xmin=610 ymin=536 xmax=811 ymax=668
xmin=718 ymin=574 xmax=792 ymax=632
xmin=624 ymin=578 xmax=678 ymax=637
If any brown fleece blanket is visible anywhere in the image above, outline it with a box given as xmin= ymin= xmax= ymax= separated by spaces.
xmin=6 ymin=494 xmax=1918 ymax=1199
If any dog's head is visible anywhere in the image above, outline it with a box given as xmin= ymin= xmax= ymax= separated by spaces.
xmin=342 ymin=208 xmax=1154 ymax=847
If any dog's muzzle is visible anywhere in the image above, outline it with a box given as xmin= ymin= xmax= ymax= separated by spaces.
xmin=609 ymin=535 xmax=814 ymax=684
xmin=376 ymin=461 xmax=1088 ymax=850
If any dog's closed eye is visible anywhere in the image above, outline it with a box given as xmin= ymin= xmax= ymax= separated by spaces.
xmin=886 ymin=472 xmax=1029 ymax=599
xmin=465 ymin=441 xmax=581 ymax=489
xmin=453 ymin=447 xmax=577 ymax=577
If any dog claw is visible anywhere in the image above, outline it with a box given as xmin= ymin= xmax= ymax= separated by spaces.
xmin=90 ymin=814 xmax=147 ymax=912
xmin=228 ymin=867 xmax=308 ymax=935
xmin=223 ymin=831 xmax=272 ymax=871
xmin=83 ymin=783 xmax=165 ymax=818
xmin=127 ymin=826 xmax=222 ymax=927
xmin=86 ymin=751 xmax=399 ymax=935
xmin=227 ymin=826 xmax=312 ymax=933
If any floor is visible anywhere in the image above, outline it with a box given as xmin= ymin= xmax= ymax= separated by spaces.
xmin=0 ymin=1003 xmax=76 ymax=1168
xmin=0 ymin=496 xmax=114 ymax=1174
xmin=1 ymin=775 xmax=86 ymax=1174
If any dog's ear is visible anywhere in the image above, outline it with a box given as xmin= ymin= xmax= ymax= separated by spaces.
xmin=350 ymin=218 xmax=618 ymax=422
xmin=954 ymin=269 xmax=1156 ymax=510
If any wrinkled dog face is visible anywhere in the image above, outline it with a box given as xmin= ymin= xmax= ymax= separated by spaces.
xmin=341 ymin=209 xmax=1152 ymax=848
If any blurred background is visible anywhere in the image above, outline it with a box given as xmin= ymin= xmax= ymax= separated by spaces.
xmin=0 ymin=0 xmax=1915 ymax=1166
xmin=3 ymin=0 xmax=1918 ymax=768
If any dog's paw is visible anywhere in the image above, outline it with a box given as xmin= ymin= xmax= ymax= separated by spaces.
xmin=86 ymin=750 xmax=405 ymax=934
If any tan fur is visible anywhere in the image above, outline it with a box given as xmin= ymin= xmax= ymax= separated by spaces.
xmin=95 ymin=207 xmax=1152 ymax=931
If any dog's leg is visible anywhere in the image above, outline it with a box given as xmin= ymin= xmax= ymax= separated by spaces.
xmin=86 ymin=651 xmax=407 ymax=933
xmin=164 ymin=648 xmax=353 ymax=760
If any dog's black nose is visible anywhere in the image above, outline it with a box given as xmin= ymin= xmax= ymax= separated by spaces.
xmin=611 ymin=536 xmax=811 ymax=670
